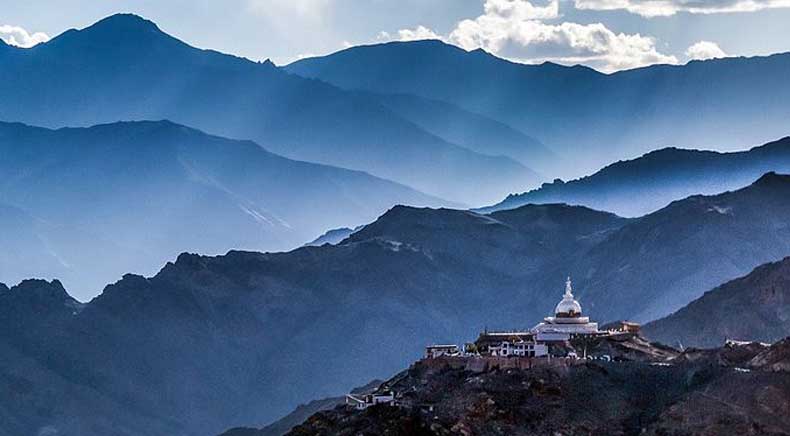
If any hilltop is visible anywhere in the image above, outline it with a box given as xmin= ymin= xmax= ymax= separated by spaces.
xmin=282 ymin=338 xmax=790 ymax=436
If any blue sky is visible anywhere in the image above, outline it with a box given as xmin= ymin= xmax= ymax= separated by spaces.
xmin=3 ymin=0 xmax=790 ymax=72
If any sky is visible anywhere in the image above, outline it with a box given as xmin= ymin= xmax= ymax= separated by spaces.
xmin=2 ymin=0 xmax=790 ymax=72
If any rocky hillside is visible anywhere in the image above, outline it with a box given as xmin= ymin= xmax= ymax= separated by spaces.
xmin=644 ymin=256 xmax=790 ymax=348
xmin=0 ymin=203 xmax=628 ymax=436
xmin=284 ymin=339 xmax=790 ymax=436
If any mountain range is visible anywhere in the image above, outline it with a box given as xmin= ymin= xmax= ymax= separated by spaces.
xmin=2 ymin=173 xmax=790 ymax=436
xmin=0 ymin=14 xmax=542 ymax=205
xmin=480 ymin=137 xmax=790 ymax=217
xmin=289 ymin=40 xmax=790 ymax=177
xmin=644 ymin=256 xmax=790 ymax=349
xmin=5 ymin=12 xmax=790 ymax=436
xmin=0 ymin=120 xmax=443 ymax=298
xmin=575 ymin=172 xmax=790 ymax=321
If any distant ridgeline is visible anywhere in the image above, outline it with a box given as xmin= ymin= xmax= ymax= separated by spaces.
xmin=480 ymin=137 xmax=790 ymax=217
xmin=0 ymin=14 xmax=543 ymax=206
xmin=288 ymin=40 xmax=790 ymax=176
xmin=0 ymin=121 xmax=445 ymax=297
xmin=3 ymin=173 xmax=790 ymax=436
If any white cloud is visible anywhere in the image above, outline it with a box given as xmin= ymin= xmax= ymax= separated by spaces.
xmin=573 ymin=0 xmax=790 ymax=17
xmin=453 ymin=18 xmax=677 ymax=72
xmin=685 ymin=40 xmax=727 ymax=60
xmin=381 ymin=0 xmax=676 ymax=72
xmin=484 ymin=0 xmax=561 ymax=20
xmin=397 ymin=26 xmax=443 ymax=42
xmin=377 ymin=25 xmax=442 ymax=42
xmin=0 ymin=25 xmax=49 ymax=48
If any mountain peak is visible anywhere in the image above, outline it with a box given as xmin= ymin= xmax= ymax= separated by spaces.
xmin=6 ymin=279 xmax=76 ymax=306
xmin=753 ymin=171 xmax=790 ymax=187
xmin=89 ymin=13 xmax=162 ymax=33
xmin=46 ymin=13 xmax=173 ymax=50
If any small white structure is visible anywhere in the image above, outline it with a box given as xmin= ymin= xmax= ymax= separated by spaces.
xmin=533 ymin=277 xmax=599 ymax=342
xmin=489 ymin=340 xmax=548 ymax=357
xmin=425 ymin=344 xmax=460 ymax=359
xmin=345 ymin=391 xmax=396 ymax=410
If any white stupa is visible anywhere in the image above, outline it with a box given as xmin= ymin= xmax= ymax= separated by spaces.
xmin=532 ymin=277 xmax=599 ymax=341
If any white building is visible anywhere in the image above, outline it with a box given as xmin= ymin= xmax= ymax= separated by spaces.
xmin=345 ymin=391 xmax=396 ymax=410
xmin=533 ymin=277 xmax=600 ymax=342
xmin=489 ymin=340 xmax=548 ymax=357
xmin=425 ymin=344 xmax=460 ymax=359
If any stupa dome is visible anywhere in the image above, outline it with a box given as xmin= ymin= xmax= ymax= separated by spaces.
xmin=554 ymin=277 xmax=582 ymax=316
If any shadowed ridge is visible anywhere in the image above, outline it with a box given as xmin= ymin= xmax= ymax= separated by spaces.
xmin=8 ymin=279 xmax=73 ymax=302
xmin=752 ymin=171 xmax=790 ymax=186
xmin=288 ymin=38 xmax=601 ymax=76
xmin=52 ymin=13 xmax=166 ymax=43
xmin=346 ymin=204 xmax=508 ymax=244
xmin=643 ymin=256 xmax=790 ymax=348
xmin=83 ymin=13 xmax=163 ymax=33
xmin=40 ymin=13 xmax=175 ymax=51
xmin=481 ymin=139 xmax=790 ymax=217
xmin=2 ymin=279 xmax=82 ymax=314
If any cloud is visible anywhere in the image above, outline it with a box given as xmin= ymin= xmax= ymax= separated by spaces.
xmin=0 ymin=25 xmax=49 ymax=48
xmin=452 ymin=17 xmax=677 ymax=72
xmin=685 ymin=40 xmax=727 ymax=60
xmin=573 ymin=0 xmax=790 ymax=17
xmin=377 ymin=25 xmax=442 ymax=42
xmin=380 ymin=0 xmax=676 ymax=72
xmin=484 ymin=0 xmax=561 ymax=19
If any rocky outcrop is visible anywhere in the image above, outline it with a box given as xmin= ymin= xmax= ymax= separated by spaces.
xmin=285 ymin=338 xmax=790 ymax=436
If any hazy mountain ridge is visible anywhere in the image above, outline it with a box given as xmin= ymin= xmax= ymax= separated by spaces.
xmin=0 ymin=14 xmax=540 ymax=204
xmin=3 ymin=173 xmax=790 ymax=435
xmin=0 ymin=203 xmax=630 ymax=436
xmin=288 ymin=40 xmax=790 ymax=176
xmin=644 ymin=256 xmax=790 ymax=348
xmin=0 ymin=120 xmax=444 ymax=298
xmin=369 ymin=92 xmax=555 ymax=169
xmin=481 ymin=137 xmax=790 ymax=217
xmin=576 ymin=172 xmax=790 ymax=322
xmin=305 ymin=226 xmax=362 ymax=247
